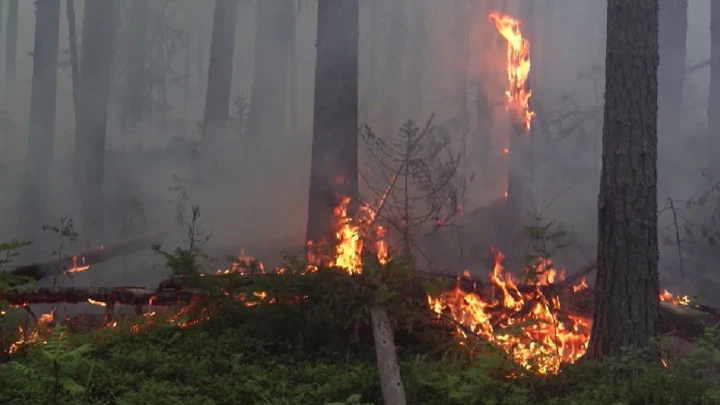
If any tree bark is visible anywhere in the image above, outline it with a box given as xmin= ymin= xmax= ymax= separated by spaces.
xmin=199 ymin=0 xmax=239 ymax=149
xmin=709 ymin=1 xmax=720 ymax=179
xmin=3 ymin=0 xmax=17 ymax=106
xmin=305 ymin=0 xmax=359 ymax=245
xmin=247 ymin=0 xmax=293 ymax=142
xmin=121 ymin=0 xmax=150 ymax=133
xmin=657 ymin=0 xmax=688 ymax=197
xmin=371 ymin=306 xmax=408 ymax=405
xmin=19 ymin=0 xmax=61 ymax=236
xmin=586 ymin=0 xmax=660 ymax=361
xmin=73 ymin=0 xmax=117 ymax=242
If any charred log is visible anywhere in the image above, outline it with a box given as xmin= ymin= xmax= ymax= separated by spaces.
xmin=7 ymin=230 xmax=167 ymax=284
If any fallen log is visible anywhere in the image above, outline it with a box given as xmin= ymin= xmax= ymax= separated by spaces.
xmin=2 ymin=286 xmax=192 ymax=308
xmin=7 ymin=230 xmax=167 ymax=284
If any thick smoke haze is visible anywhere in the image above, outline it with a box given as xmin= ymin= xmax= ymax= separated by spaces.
xmin=0 ymin=0 xmax=715 ymax=303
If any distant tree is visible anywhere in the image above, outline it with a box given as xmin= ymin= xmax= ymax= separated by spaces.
xmin=199 ymin=0 xmax=239 ymax=150
xmin=19 ymin=0 xmax=61 ymax=237
xmin=586 ymin=0 xmax=660 ymax=360
xmin=3 ymin=0 xmax=17 ymax=105
xmin=73 ymin=0 xmax=117 ymax=242
xmin=657 ymin=0 xmax=687 ymax=198
xmin=405 ymin=0 xmax=426 ymax=119
xmin=305 ymin=0 xmax=359 ymax=245
xmin=709 ymin=0 xmax=720 ymax=180
xmin=247 ymin=0 xmax=293 ymax=141
xmin=121 ymin=0 xmax=150 ymax=132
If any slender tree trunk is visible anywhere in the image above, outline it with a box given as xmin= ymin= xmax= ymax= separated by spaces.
xmin=121 ymin=0 xmax=150 ymax=133
xmin=19 ymin=0 xmax=61 ymax=236
xmin=0 ymin=1 xmax=6 ymax=56
xmin=247 ymin=0 xmax=293 ymax=141
xmin=287 ymin=0 xmax=298 ymax=137
xmin=371 ymin=306 xmax=407 ymax=405
xmin=379 ymin=0 xmax=406 ymax=136
xmin=657 ymin=0 xmax=688 ymax=198
xmin=73 ymin=0 xmax=117 ymax=242
xmin=66 ymin=0 xmax=80 ymax=133
xmin=199 ymin=0 xmax=239 ymax=149
xmin=305 ymin=0 xmax=359 ymax=245
xmin=4 ymin=0 xmax=18 ymax=106
xmin=452 ymin=0 xmax=469 ymax=119
xmin=586 ymin=0 xmax=660 ymax=361
xmin=183 ymin=0 xmax=192 ymax=123
xmin=405 ymin=0 xmax=426 ymax=119
xmin=709 ymin=1 xmax=720 ymax=179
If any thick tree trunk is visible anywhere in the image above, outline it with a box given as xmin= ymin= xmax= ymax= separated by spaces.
xmin=305 ymin=0 xmax=359 ymax=245
xmin=709 ymin=1 xmax=720 ymax=179
xmin=657 ymin=0 xmax=687 ymax=197
xmin=371 ymin=306 xmax=408 ymax=405
xmin=73 ymin=0 xmax=117 ymax=242
xmin=586 ymin=0 xmax=660 ymax=361
xmin=199 ymin=0 xmax=239 ymax=149
xmin=247 ymin=0 xmax=293 ymax=142
xmin=4 ymin=0 xmax=17 ymax=105
xmin=19 ymin=0 xmax=61 ymax=236
xmin=121 ymin=0 xmax=150 ymax=133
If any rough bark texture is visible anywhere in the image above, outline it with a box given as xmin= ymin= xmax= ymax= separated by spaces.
xmin=73 ymin=0 xmax=117 ymax=242
xmin=200 ymin=0 xmax=239 ymax=148
xmin=710 ymin=1 xmax=720 ymax=178
xmin=371 ymin=306 xmax=408 ymax=405
xmin=19 ymin=0 xmax=61 ymax=236
xmin=247 ymin=0 xmax=293 ymax=142
xmin=657 ymin=0 xmax=687 ymax=198
xmin=305 ymin=0 xmax=359 ymax=244
xmin=586 ymin=0 xmax=660 ymax=360
xmin=4 ymin=0 xmax=17 ymax=105
xmin=121 ymin=0 xmax=150 ymax=132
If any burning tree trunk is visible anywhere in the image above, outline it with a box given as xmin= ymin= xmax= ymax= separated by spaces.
xmin=709 ymin=1 xmax=720 ymax=180
xmin=73 ymin=0 xmax=117 ymax=242
xmin=305 ymin=0 xmax=359 ymax=244
xmin=19 ymin=0 xmax=61 ymax=236
xmin=199 ymin=0 xmax=239 ymax=150
xmin=371 ymin=306 xmax=408 ymax=405
xmin=586 ymin=0 xmax=660 ymax=360
xmin=657 ymin=0 xmax=687 ymax=197
xmin=4 ymin=0 xmax=17 ymax=106
xmin=121 ymin=0 xmax=150 ymax=133
xmin=247 ymin=0 xmax=293 ymax=141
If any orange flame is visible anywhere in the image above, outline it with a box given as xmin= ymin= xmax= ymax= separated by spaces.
xmin=488 ymin=11 xmax=534 ymax=131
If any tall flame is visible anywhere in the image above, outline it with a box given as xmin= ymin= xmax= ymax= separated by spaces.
xmin=488 ymin=11 xmax=534 ymax=131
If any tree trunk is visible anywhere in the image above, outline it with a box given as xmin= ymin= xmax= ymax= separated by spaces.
xmin=709 ymin=1 xmax=720 ymax=179
xmin=305 ymin=0 xmax=359 ymax=245
xmin=19 ymin=0 xmax=61 ymax=236
xmin=657 ymin=0 xmax=687 ymax=197
xmin=4 ymin=0 xmax=17 ymax=106
xmin=452 ymin=0 xmax=469 ymax=119
xmin=199 ymin=0 xmax=239 ymax=149
xmin=66 ymin=0 xmax=80 ymax=134
xmin=379 ymin=0 xmax=406 ymax=137
xmin=73 ymin=0 xmax=117 ymax=242
xmin=287 ymin=0 xmax=298 ymax=137
xmin=247 ymin=0 xmax=293 ymax=142
xmin=586 ymin=0 xmax=660 ymax=361
xmin=371 ymin=306 xmax=407 ymax=405
xmin=405 ymin=0 xmax=426 ymax=119
xmin=121 ymin=0 xmax=150 ymax=133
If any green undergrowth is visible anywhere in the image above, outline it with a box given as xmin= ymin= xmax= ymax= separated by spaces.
xmin=1 ymin=298 xmax=719 ymax=405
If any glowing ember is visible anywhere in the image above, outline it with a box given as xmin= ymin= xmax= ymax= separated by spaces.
xmin=488 ymin=11 xmax=534 ymax=131
xmin=659 ymin=289 xmax=689 ymax=306
xmin=66 ymin=256 xmax=90 ymax=273
xmin=427 ymin=249 xmax=590 ymax=375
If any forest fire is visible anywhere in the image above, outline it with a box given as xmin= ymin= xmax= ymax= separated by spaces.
xmin=488 ymin=11 xmax=533 ymax=131
xmin=427 ymin=249 xmax=590 ymax=375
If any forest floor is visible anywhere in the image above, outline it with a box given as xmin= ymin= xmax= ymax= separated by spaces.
xmin=1 ymin=296 xmax=719 ymax=405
